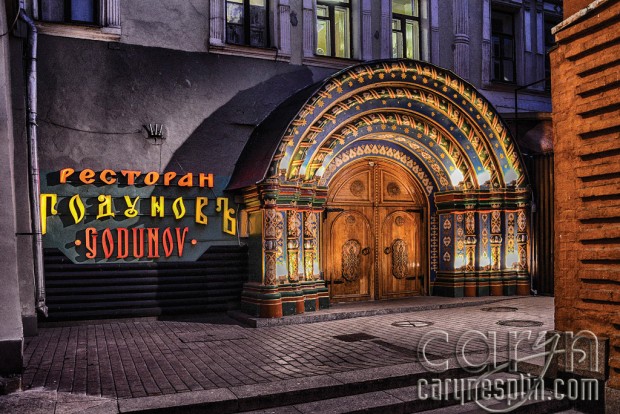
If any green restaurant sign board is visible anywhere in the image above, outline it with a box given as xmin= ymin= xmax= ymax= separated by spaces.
xmin=40 ymin=168 xmax=238 ymax=264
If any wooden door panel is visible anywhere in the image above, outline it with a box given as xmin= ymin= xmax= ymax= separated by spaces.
xmin=325 ymin=209 xmax=373 ymax=301
xmin=379 ymin=208 xmax=423 ymax=298
xmin=329 ymin=169 xmax=373 ymax=205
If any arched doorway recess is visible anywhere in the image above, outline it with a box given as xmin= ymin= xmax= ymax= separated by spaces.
xmin=228 ymin=59 xmax=530 ymax=318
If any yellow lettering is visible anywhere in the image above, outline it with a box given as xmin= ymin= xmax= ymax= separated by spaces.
xmin=151 ymin=196 xmax=165 ymax=218
xmin=123 ymin=196 xmax=140 ymax=218
xmin=40 ymin=193 xmax=58 ymax=235
xmin=216 ymin=197 xmax=236 ymax=235
xmin=96 ymin=194 xmax=115 ymax=219
xmin=68 ymin=194 xmax=85 ymax=224
xmin=195 ymin=197 xmax=208 ymax=225
xmin=172 ymin=197 xmax=186 ymax=219
xmin=199 ymin=173 xmax=213 ymax=188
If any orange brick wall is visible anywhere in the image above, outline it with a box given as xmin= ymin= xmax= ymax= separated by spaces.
xmin=563 ymin=0 xmax=596 ymax=18
xmin=551 ymin=0 xmax=620 ymax=388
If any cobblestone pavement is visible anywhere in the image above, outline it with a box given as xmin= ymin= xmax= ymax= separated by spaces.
xmin=20 ymin=296 xmax=553 ymax=400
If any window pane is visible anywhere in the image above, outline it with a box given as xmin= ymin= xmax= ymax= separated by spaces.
xmin=226 ymin=1 xmax=244 ymax=24
xmin=392 ymin=31 xmax=404 ymax=58
xmin=406 ymin=20 xmax=419 ymax=59
xmin=492 ymin=61 xmax=500 ymax=81
xmin=492 ymin=36 xmax=500 ymax=58
xmin=71 ymin=0 xmax=96 ymax=23
xmin=502 ymin=37 xmax=514 ymax=59
xmin=502 ymin=61 xmax=514 ymax=82
xmin=334 ymin=6 xmax=350 ymax=58
xmin=316 ymin=4 xmax=329 ymax=18
xmin=226 ymin=1 xmax=245 ymax=45
xmin=250 ymin=2 xmax=267 ymax=47
xmin=316 ymin=19 xmax=331 ymax=56
xmin=392 ymin=19 xmax=401 ymax=30
xmin=40 ymin=0 xmax=64 ymax=22
xmin=393 ymin=0 xmax=417 ymax=17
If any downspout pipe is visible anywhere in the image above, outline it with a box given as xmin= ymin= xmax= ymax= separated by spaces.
xmin=19 ymin=9 xmax=47 ymax=317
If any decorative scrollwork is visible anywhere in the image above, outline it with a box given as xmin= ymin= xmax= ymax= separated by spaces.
xmin=391 ymin=239 xmax=409 ymax=279
xmin=341 ymin=239 xmax=362 ymax=282
xmin=350 ymin=180 xmax=365 ymax=196
xmin=387 ymin=182 xmax=401 ymax=196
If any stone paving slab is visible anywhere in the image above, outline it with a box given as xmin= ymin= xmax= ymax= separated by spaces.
xmin=0 ymin=296 xmax=554 ymax=413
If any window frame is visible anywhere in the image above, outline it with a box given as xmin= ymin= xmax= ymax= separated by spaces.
xmin=315 ymin=0 xmax=353 ymax=59
xmin=38 ymin=0 xmax=100 ymax=26
xmin=491 ymin=9 xmax=517 ymax=84
xmin=391 ymin=0 xmax=421 ymax=60
xmin=225 ymin=0 xmax=270 ymax=48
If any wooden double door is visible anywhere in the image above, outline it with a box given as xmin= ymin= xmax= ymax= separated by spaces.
xmin=323 ymin=160 xmax=426 ymax=302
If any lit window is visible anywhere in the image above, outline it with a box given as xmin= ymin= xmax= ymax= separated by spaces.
xmin=226 ymin=0 xmax=269 ymax=47
xmin=392 ymin=0 xmax=420 ymax=60
xmin=491 ymin=11 xmax=516 ymax=83
xmin=39 ymin=0 xmax=98 ymax=25
xmin=316 ymin=0 xmax=351 ymax=59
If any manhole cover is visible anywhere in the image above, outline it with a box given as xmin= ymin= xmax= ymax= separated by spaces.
xmin=481 ymin=306 xmax=518 ymax=312
xmin=333 ymin=333 xmax=378 ymax=342
xmin=497 ymin=320 xmax=544 ymax=327
xmin=391 ymin=321 xmax=434 ymax=328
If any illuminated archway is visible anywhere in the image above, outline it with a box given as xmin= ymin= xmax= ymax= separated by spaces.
xmin=229 ymin=60 xmax=530 ymax=318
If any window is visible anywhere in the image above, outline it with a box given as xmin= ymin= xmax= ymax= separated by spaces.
xmin=491 ymin=11 xmax=516 ymax=83
xmin=392 ymin=0 xmax=420 ymax=60
xmin=316 ymin=0 xmax=351 ymax=59
xmin=39 ymin=0 xmax=98 ymax=25
xmin=226 ymin=0 xmax=269 ymax=47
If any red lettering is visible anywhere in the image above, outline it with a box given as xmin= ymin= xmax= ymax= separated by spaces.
xmin=132 ymin=228 xmax=145 ymax=258
xmin=176 ymin=227 xmax=189 ymax=257
xmin=100 ymin=169 xmax=117 ymax=184
xmin=162 ymin=228 xmax=174 ymax=257
xmin=85 ymin=227 xmax=97 ymax=259
xmin=59 ymin=168 xmax=75 ymax=184
xmin=163 ymin=171 xmax=177 ymax=186
xmin=147 ymin=228 xmax=159 ymax=258
xmin=101 ymin=228 xmax=114 ymax=259
xmin=199 ymin=173 xmax=214 ymax=188
xmin=144 ymin=172 xmax=160 ymax=186
xmin=79 ymin=169 xmax=96 ymax=184
xmin=121 ymin=170 xmax=141 ymax=185
xmin=116 ymin=228 xmax=129 ymax=259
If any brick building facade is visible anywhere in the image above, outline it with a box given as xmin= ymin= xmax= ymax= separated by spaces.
xmin=551 ymin=0 xmax=620 ymax=410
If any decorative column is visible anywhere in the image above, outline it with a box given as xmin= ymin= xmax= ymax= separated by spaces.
xmin=481 ymin=0 xmax=491 ymax=87
xmin=362 ymin=0 xmax=372 ymax=60
xmin=278 ymin=0 xmax=292 ymax=56
xmin=490 ymin=209 xmax=504 ymax=295
xmin=516 ymin=208 xmax=529 ymax=295
xmin=504 ymin=211 xmax=518 ymax=295
xmin=452 ymin=0 xmax=470 ymax=80
xmin=302 ymin=0 xmax=315 ymax=57
xmin=464 ymin=210 xmax=477 ymax=296
xmin=477 ymin=212 xmax=491 ymax=296
xmin=287 ymin=210 xmax=301 ymax=282
xmin=105 ymin=0 xmax=121 ymax=28
xmin=302 ymin=211 xmax=319 ymax=311
xmin=430 ymin=0 xmax=440 ymax=65
xmin=380 ymin=0 xmax=392 ymax=59
xmin=210 ymin=0 xmax=225 ymax=46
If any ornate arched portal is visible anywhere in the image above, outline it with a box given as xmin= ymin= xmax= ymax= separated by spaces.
xmin=229 ymin=59 xmax=530 ymax=318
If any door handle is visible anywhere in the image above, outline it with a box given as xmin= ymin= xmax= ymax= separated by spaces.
xmin=361 ymin=247 xmax=371 ymax=256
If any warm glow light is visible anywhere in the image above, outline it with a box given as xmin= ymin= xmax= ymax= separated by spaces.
xmin=479 ymin=254 xmax=490 ymax=268
xmin=506 ymin=252 xmax=519 ymax=269
xmin=450 ymin=169 xmax=464 ymax=186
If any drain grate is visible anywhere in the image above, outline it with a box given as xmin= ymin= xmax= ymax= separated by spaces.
xmin=481 ymin=306 xmax=518 ymax=313
xmin=497 ymin=320 xmax=544 ymax=327
xmin=391 ymin=320 xmax=434 ymax=328
xmin=333 ymin=333 xmax=378 ymax=342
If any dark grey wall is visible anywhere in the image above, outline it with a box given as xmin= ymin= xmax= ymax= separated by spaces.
xmin=35 ymin=35 xmax=334 ymax=176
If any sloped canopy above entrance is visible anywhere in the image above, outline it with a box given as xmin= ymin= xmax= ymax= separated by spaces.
xmin=228 ymin=59 xmax=528 ymax=193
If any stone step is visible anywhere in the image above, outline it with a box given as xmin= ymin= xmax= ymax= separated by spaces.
xmin=238 ymin=373 xmax=572 ymax=414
